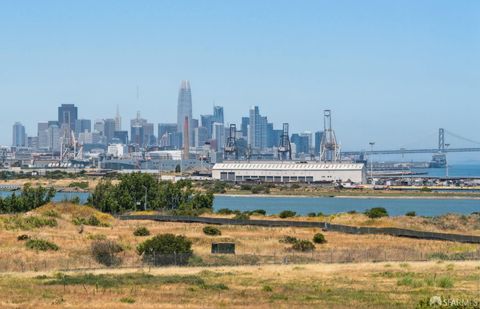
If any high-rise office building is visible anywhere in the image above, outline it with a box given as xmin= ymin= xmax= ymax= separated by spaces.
xmin=300 ymin=131 xmax=313 ymax=154
xmin=314 ymin=131 xmax=323 ymax=156
xmin=194 ymin=127 xmax=208 ymax=148
xmin=291 ymin=133 xmax=309 ymax=155
xmin=115 ymin=105 xmax=122 ymax=131
xmin=104 ymin=119 xmax=116 ymax=144
xmin=37 ymin=122 xmax=49 ymax=149
xmin=113 ymin=131 xmax=128 ymax=144
xmin=75 ymin=119 xmax=91 ymax=135
xmin=241 ymin=117 xmax=249 ymax=138
xmin=177 ymin=80 xmax=193 ymax=146
xmin=58 ymin=104 xmax=78 ymax=132
xmin=212 ymin=122 xmax=225 ymax=152
xmin=94 ymin=120 xmax=105 ymax=135
xmin=12 ymin=122 xmax=26 ymax=147
xmin=200 ymin=114 xmax=214 ymax=139
xmin=47 ymin=124 xmax=60 ymax=152
xmin=143 ymin=122 xmax=155 ymax=146
xmin=248 ymin=106 xmax=268 ymax=150
xmin=213 ymin=106 xmax=224 ymax=124
xmin=158 ymin=123 xmax=177 ymax=147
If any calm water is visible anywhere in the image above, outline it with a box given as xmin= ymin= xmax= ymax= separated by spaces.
xmin=414 ymin=164 xmax=480 ymax=178
xmin=213 ymin=195 xmax=480 ymax=217
xmin=0 ymin=191 xmax=90 ymax=204
xmin=1 ymin=191 xmax=480 ymax=217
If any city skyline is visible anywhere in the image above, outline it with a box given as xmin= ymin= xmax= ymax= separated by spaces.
xmin=0 ymin=1 xmax=479 ymax=156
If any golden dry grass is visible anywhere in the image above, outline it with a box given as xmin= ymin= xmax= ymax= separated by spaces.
xmin=0 ymin=203 xmax=478 ymax=273
xmin=0 ymin=261 xmax=479 ymax=308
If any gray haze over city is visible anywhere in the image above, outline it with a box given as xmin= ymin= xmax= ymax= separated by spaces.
xmin=1 ymin=1 xmax=479 ymax=162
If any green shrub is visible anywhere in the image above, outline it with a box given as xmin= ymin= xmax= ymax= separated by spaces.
xmin=203 ymin=226 xmax=221 ymax=236
xmin=307 ymin=212 xmax=317 ymax=217
xmin=291 ymin=240 xmax=315 ymax=252
xmin=216 ymin=208 xmax=236 ymax=215
xmin=233 ymin=212 xmax=250 ymax=221
xmin=17 ymin=234 xmax=30 ymax=241
xmin=437 ymin=276 xmax=454 ymax=288
xmin=279 ymin=236 xmax=299 ymax=244
xmin=91 ymin=240 xmax=124 ymax=266
xmin=279 ymin=210 xmax=296 ymax=219
xmin=364 ymin=207 xmax=389 ymax=219
xmin=68 ymin=181 xmax=89 ymax=190
xmin=42 ymin=209 xmax=60 ymax=218
xmin=3 ymin=216 xmax=57 ymax=230
xmin=420 ymin=186 xmax=432 ymax=192
xmin=133 ymin=227 xmax=151 ymax=237
xmin=405 ymin=211 xmax=416 ymax=217
xmin=136 ymin=234 xmax=193 ymax=266
xmin=251 ymin=185 xmax=263 ymax=194
xmin=87 ymin=234 xmax=107 ymax=241
xmin=119 ymin=297 xmax=135 ymax=304
xmin=262 ymin=285 xmax=273 ymax=292
xmin=240 ymin=184 xmax=252 ymax=191
xmin=248 ymin=209 xmax=266 ymax=216
xmin=26 ymin=239 xmax=59 ymax=251
xmin=312 ymin=233 xmax=327 ymax=244
xmin=397 ymin=275 xmax=423 ymax=288
xmin=73 ymin=215 xmax=106 ymax=227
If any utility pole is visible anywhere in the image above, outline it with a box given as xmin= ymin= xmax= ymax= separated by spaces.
xmin=369 ymin=142 xmax=375 ymax=184
xmin=445 ymin=143 xmax=450 ymax=178
xmin=143 ymin=185 xmax=148 ymax=211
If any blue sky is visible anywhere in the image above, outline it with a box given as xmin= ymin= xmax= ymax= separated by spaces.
xmin=1 ymin=1 xmax=479 ymax=159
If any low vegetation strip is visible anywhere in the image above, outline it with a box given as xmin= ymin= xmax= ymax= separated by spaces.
xmin=119 ymin=215 xmax=480 ymax=244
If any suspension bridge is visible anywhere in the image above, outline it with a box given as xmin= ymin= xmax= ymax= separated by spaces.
xmin=342 ymin=128 xmax=480 ymax=157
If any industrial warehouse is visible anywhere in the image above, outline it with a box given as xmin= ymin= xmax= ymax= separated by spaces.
xmin=212 ymin=161 xmax=366 ymax=184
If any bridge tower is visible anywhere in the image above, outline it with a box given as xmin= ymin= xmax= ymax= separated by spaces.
xmin=278 ymin=123 xmax=292 ymax=160
xmin=438 ymin=128 xmax=445 ymax=152
xmin=224 ymin=124 xmax=238 ymax=160
xmin=320 ymin=110 xmax=341 ymax=162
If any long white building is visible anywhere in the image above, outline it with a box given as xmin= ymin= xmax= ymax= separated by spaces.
xmin=212 ymin=161 xmax=366 ymax=184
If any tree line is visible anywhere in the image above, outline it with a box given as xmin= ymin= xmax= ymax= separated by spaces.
xmin=0 ymin=184 xmax=55 ymax=213
xmin=88 ymin=173 xmax=214 ymax=215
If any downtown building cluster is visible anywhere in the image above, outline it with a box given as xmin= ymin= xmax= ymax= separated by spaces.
xmin=9 ymin=81 xmax=325 ymax=169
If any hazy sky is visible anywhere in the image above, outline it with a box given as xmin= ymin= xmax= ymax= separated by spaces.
xmin=1 ymin=1 xmax=479 ymax=158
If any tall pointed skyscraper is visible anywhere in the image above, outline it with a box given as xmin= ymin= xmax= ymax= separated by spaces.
xmin=115 ymin=105 xmax=122 ymax=131
xmin=177 ymin=80 xmax=193 ymax=146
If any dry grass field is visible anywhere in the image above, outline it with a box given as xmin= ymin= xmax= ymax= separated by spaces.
xmin=0 ymin=203 xmax=478 ymax=271
xmin=1 ymin=261 xmax=480 ymax=308
xmin=1 ymin=203 xmax=480 ymax=307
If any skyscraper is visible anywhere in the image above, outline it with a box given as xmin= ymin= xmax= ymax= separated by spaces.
xmin=58 ymin=104 xmax=78 ymax=132
xmin=115 ymin=105 xmax=122 ymax=131
xmin=177 ymin=80 xmax=193 ymax=146
xmin=37 ymin=122 xmax=49 ymax=149
xmin=75 ymin=119 xmax=91 ymax=136
xmin=314 ymin=131 xmax=323 ymax=156
xmin=12 ymin=122 xmax=26 ymax=147
xmin=103 ymin=119 xmax=116 ymax=144
xmin=248 ymin=106 xmax=267 ymax=150
xmin=213 ymin=106 xmax=224 ymax=124
xmin=212 ymin=122 xmax=225 ymax=152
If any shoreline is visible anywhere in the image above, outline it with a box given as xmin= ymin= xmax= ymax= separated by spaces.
xmin=216 ymin=193 xmax=480 ymax=200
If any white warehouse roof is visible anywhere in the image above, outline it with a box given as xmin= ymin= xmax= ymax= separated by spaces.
xmin=213 ymin=162 xmax=365 ymax=171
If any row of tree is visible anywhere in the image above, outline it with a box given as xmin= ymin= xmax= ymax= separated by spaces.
xmin=0 ymin=184 xmax=56 ymax=213
xmin=88 ymin=173 xmax=214 ymax=215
